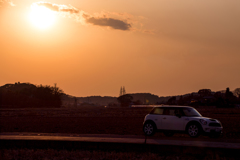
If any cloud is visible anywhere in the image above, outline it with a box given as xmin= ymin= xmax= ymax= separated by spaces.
xmin=60 ymin=7 xmax=79 ymax=14
xmin=0 ymin=0 xmax=15 ymax=8
xmin=35 ymin=2 xmax=79 ymax=13
xmin=36 ymin=2 xmax=59 ymax=11
xmin=83 ymin=14 xmax=131 ymax=30
xmin=32 ymin=1 xmax=132 ymax=31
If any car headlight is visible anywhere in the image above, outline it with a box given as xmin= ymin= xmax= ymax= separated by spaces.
xmin=200 ymin=119 xmax=207 ymax=125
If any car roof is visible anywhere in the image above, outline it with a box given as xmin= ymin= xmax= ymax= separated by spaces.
xmin=153 ymin=105 xmax=194 ymax=109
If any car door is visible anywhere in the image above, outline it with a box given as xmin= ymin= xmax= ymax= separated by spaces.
xmin=160 ymin=108 xmax=185 ymax=131
xmin=149 ymin=107 xmax=164 ymax=129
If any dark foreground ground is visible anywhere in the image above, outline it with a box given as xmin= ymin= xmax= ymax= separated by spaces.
xmin=1 ymin=107 xmax=240 ymax=159
xmin=1 ymin=148 xmax=238 ymax=160
xmin=1 ymin=107 xmax=240 ymax=139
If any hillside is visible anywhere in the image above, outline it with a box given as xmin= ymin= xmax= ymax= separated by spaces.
xmin=1 ymin=82 xmax=239 ymax=107
xmin=62 ymin=93 xmax=171 ymax=106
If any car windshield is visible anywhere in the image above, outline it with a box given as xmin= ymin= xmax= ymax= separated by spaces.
xmin=182 ymin=108 xmax=202 ymax=117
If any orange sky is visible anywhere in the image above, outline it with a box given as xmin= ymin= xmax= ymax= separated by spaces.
xmin=1 ymin=0 xmax=240 ymax=97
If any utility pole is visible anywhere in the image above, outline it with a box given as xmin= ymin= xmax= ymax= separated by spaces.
xmin=120 ymin=86 xmax=123 ymax=96
xmin=122 ymin=86 xmax=126 ymax=95
xmin=120 ymin=86 xmax=126 ymax=96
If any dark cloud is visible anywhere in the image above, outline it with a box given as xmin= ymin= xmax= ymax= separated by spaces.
xmin=36 ymin=2 xmax=79 ymax=13
xmin=84 ymin=16 xmax=131 ymax=30
xmin=32 ymin=1 xmax=131 ymax=31
xmin=60 ymin=8 xmax=79 ymax=14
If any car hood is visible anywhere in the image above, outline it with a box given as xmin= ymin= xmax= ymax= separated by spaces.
xmin=189 ymin=116 xmax=220 ymax=123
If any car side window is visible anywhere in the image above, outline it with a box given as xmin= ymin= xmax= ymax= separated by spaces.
xmin=163 ymin=108 xmax=175 ymax=116
xmin=174 ymin=109 xmax=185 ymax=116
xmin=151 ymin=108 xmax=163 ymax=115
xmin=163 ymin=108 xmax=169 ymax=115
xmin=174 ymin=109 xmax=182 ymax=115
xmin=169 ymin=109 xmax=175 ymax=115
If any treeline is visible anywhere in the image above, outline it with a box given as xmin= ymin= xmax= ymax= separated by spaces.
xmin=117 ymin=88 xmax=240 ymax=108
xmin=0 ymin=82 xmax=63 ymax=108
xmin=164 ymin=88 xmax=240 ymax=108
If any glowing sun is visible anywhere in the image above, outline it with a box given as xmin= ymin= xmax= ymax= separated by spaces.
xmin=29 ymin=4 xmax=56 ymax=29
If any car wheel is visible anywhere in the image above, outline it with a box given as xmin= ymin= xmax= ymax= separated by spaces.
xmin=187 ymin=123 xmax=201 ymax=138
xmin=163 ymin=131 xmax=174 ymax=137
xmin=143 ymin=122 xmax=156 ymax=136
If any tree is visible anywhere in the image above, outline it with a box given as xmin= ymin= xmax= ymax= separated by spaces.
xmin=178 ymin=96 xmax=184 ymax=105
xmin=133 ymin=100 xmax=142 ymax=105
xmin=233 ymin=88 xmax=240 ymax=98
xmin=167 ymin=96 xmax=176 ymax=105
xmin=117 ymin=94 xmax=133 ymax=107
xmin=225 ymin=87 xmax=234 ymax=99
xmin=52 ymin=83 xmax=63 ymax=108
xmin=225 ymin=87 xmax=235 ymax=108
xmin=198 ymin=89 xmax=212 ymax=97
xmin=0 ymin=83 xmax=63 ymax=108
xmin=234 ymin=88 xmax=240 ymax=104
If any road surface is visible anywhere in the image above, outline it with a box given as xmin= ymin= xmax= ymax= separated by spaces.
xmin=1 ymin=132 xmax=240 ymax=150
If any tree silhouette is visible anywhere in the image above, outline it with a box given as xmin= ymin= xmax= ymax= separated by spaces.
xmin=225 ymin=88 xmax=235 ymax=108
xmin=178 ymin=96 xmax=184 ymax=105
xmin=117 ymin=94 xmax=133 ymax=107
xmin=167 ymin=96 xmax=177 ymax=105
xmin=198 ymin=89 xmax=212 ymax=97
xmin=0 ymin=83 xmax=63 ymax=108
xmin=233 ymin=88 xmax=240 ymax=98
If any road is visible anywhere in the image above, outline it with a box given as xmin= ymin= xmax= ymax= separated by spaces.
xmin=1 ymin=132 xmax=240 ymax=150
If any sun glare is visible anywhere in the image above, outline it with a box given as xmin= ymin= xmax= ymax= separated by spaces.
xmin=29 ymin=4 xmax=56 ymax=29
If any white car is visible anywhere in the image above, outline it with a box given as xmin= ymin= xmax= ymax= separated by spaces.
xmin=143 ymin=105 xmax=223 ymax=138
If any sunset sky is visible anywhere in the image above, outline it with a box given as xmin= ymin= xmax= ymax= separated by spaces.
xmin=1 ymin=0 xmax=239 ymax=97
